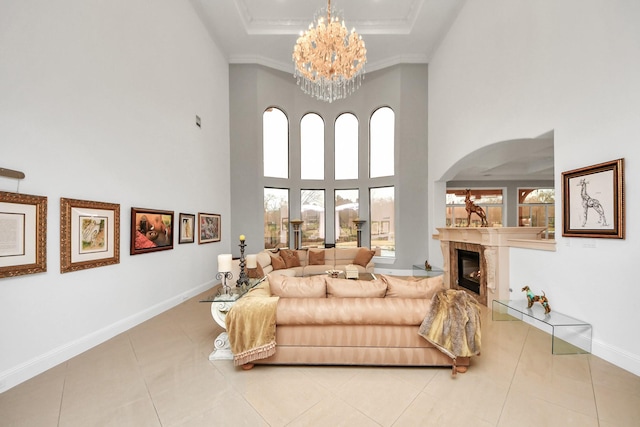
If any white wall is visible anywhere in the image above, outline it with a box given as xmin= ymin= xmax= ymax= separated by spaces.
xmin=0 ymin=0 xmax=230 ymax=391
xmin=428 ymin=0 xmax=640 ymax=375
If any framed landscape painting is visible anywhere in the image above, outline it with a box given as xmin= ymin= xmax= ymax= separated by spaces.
xmin=60 ymin=198 xmax=120 ymax=273
xmin=562 ymin=158 xmax=624 ymax=239
xmin=131 ymin=207 xmax=174 ymax=255
xmin=0 ymin=191 xmax=47 ymax=278
xmin=198 ymin=212 xmax=220 ymax=244
xmin=179 ymin=213 xmax=196 ymax=244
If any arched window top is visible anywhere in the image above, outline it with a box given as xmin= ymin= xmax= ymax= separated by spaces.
xmin=335 ymin=113 xmax=358 ymax=180
xmin=263 ymin=107 xmax=289 ymax=179
xmin=301 ymin=113 xmax=324 ymax=180
xmin=370 ymin=107 xmax=395 ymax=178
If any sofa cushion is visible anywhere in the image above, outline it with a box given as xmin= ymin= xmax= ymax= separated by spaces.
xmin=381 ymin=275 xmax=444 ymax=299
xmin=268 ymin=274 xmax=327 ymax=298
xmin=308 ymin=250 xmax=325 ymax=265
xmin=326 ymin=277 xmax=387 ymax=298
xmin=275 ymin=298 xmax=432 ymax=325
xmin=352 ymin=248 xmax=375 ymax=267
xmin=280 ymin=249 xmax=301 ymax=268
xmin=269 ymin=252 xmax=287 ymax=270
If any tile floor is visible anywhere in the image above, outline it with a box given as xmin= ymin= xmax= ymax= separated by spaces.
xmin=1 ymin=288 xmax=639 ymax=426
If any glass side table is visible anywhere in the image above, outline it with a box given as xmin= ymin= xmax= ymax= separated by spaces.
xmin=200 ymin=278 xmax=265 ymax=360
xmin=492 ymin=299 xmax=592 ymax=354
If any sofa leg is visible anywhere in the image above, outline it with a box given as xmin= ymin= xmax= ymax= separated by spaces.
xmin=241 ymin=363 xmax=254 ymax=370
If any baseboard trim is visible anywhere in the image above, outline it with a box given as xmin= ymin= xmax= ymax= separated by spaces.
xmin=591 ymin=339 xmax=640 ymax=377
xmin=0 ymin=281 xmax=215 ymax=393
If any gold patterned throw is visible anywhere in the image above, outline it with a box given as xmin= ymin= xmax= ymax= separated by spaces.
xmin=418 ymin=289 xmax=481 ymax=375
xmin=225 ymin=281 xmax=279 ymax=366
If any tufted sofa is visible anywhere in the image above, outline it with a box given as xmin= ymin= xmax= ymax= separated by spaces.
xmin=254 ymin=247 xmax=379 ymax=277
xmin=227 ymin=273 xmax=477 ymax=373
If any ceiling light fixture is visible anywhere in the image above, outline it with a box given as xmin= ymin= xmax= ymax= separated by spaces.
xmin=292 ymin=0 xmax=367 ymax=103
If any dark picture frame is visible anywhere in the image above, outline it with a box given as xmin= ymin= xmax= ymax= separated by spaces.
xmin=60 ymin=198 xmax=120 ymax=273
xmin=0 ymin=191 xmax=47 ymax=278
xmin=130 ymin=207 xmax=174 ymax=255
xmin=198 ymin=212 xmax=220 ymax=244
xmin=179 ymin=213 xmax=196 ymax=244
xmin=562 ymin=158 xmax=624 ymax=239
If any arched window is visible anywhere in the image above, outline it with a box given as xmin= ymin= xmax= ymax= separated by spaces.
xmin=370 ymin=107 xmax=395 ymax=178
xmin=300 ymin=113 xmax=324 ymax=180
xmin=335 ymin=113 xmax=358 ymax=180
xmin=263 ymin=107 xmax=288 ymax=179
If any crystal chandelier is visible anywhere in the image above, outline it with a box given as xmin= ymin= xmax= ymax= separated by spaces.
xmin=293 ymin=0 xmax=367 ymax=103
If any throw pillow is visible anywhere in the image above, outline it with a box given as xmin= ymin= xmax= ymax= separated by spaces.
xmin=308 ymin=250 xmax=325 ymax=265
xmin=280 ymin=249 xmax=301 ymax=268
xmin=381 ymin=274 xmax=444 ymax=299
xmin=269 ymin=253 xmax=287 ymax=270
xmin=246 ymin=262 xmax=265 ymax=279
xmin=268 ymin=274 xmax=327 ymax=298
xmin=352 ymin=248 xmax=375 ymax=267
xmin=326 ymin=277 xmax=387 ymax=298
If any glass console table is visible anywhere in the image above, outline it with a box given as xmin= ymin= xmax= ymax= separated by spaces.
xmin=200 ymin=277 xmax=265 ymax=360
xmin=492 ymin=299 xmax=592 ymax=354
xmin=412 ymin=264 xmax=444 ymax=277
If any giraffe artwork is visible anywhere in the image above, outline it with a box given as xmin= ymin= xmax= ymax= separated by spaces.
xmin=578 ymin=179 xmax=608 ymax=227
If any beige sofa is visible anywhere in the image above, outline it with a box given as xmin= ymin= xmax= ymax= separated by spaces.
xmin=231 ymin=273 xmax=476 ymax=373
xmin=255 ymin=247 xmax=379 ymax=277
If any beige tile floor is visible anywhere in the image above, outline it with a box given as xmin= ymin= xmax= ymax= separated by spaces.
xmin=1 ymin=288 xmax=639 ymax=427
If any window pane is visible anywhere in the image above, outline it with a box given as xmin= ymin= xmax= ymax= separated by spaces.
xmin=301 ymin=113 xmax=324 ymax=180
xmin=446 ymin=189 xmax=503 ymax=227
xmin=335 ymin=113 xmax=358 ymax=180
xmin=335 ymin=189 xmax=359 ymax=247
xmin=370 ymin=107 xmax=394 ymax=178
xmin=371 ymin=186 xmax=395 ymax=256
xmin=301 ymin=190 xmax=325 ymax=247
xmin=519 ymin=188 xmax=555 ymax=204
xmin=263 ymin=108 xmax=288 ymax=179
xmin=264 ymin=188 xmax=289 ymax=249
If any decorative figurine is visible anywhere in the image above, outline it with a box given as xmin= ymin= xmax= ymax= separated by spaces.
xmin=424 ymin=260 xmax=432 ymax=271
xmin=464 ymin=189 xmax=488 ymax=227
xmin=522 ymin=285 xmax=551 ymax=314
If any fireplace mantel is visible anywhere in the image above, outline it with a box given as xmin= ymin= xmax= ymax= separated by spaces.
xmin=434 ymin=227 xmax=555 ymax=305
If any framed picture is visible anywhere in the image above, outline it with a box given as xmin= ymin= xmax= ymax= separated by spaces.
xmin=198 ymin=212 xmax=220 ymax=244
xmin=0 ymin=191 xmax=47 ymax=278
xmin=562 ymin=158 xmax=624 ymax=239
xmin=130 ymin=207 xmax=174 ymax=255
xmin=60 ymin=198 xmax=120 ymax=273
xmin=179 ymin=213 xmax=196 ymax=244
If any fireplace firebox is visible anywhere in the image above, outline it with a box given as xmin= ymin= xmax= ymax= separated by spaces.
xmin=457 ymin=249 xmax=481 ymax=294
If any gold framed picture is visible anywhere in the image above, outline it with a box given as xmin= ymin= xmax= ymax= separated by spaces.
xmin=60 ymin=198 xmax=120 ymax=273
xmin=0 ymin=191 xmax=47 ymax=278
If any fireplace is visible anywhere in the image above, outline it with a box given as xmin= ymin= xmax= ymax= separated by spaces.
xmin=447 ymin=241 xmax=487 ymax=305
xmin=457 ymin=250 xmax=481 ymax=294
xmin=436 ymin=226 xmax=551 ymax=307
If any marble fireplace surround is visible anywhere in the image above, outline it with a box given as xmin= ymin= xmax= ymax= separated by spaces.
xmin=435 ymin=227 xmax=554 ymax=306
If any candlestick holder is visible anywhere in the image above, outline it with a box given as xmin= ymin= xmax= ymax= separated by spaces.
xmin=236 ymin=239 xmax=250 ymax=290
xmin=216 ymin=271 xmax=233 ymax=295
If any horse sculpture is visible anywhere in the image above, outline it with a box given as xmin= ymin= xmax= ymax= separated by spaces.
xmin=464 ymin=189 xmax=488 ymax=227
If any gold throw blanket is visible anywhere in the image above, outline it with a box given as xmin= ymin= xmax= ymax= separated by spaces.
xmin=225 ymin=282 xmax=279 ymax=366
xmin=418 ymin=289 xmax=481 ymax=373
